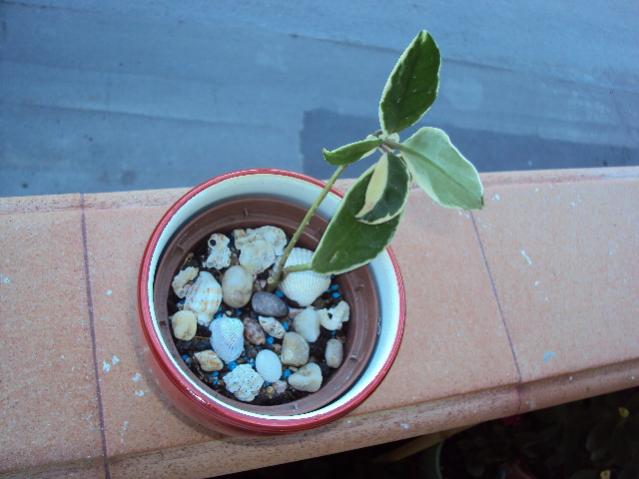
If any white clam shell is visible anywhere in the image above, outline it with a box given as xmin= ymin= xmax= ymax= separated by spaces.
xmin=293 ymin=307 xmax=321 ymax=343
xmin=258 ymin=316 xmax=286 ymax=339
xmin=280 ymin=248 xmax=331 ymax=307
xmin=171 ymin=266 xmax=199 ymax=299
xmin=209 ymin=316 xmax=244 ymax=362
xmin=280 ymin=332 xmax=309 ymax=366
xmin=325 ymin=339 xmax=344 ymax=368
xmin=170 ymin=310 xmax=197 ymax=340
xmin=184 ymin=271 xmax=222 ymax=326
xmin=288 ymin=362 xmax=322 ymax=392
xmin=221 ymin=265 xmax=253 ymax=308
xmin=255 ymin=349 xmax=282 ymax=383
xmin=320 ymin=300 xmax=350 ymax=331
xmin=194 ymin=350 xmax=224 ymax=372
xmin=223 ymin=364 xmax=264 ymax=402
xmin=203 ymin=233 xmax=231 ymax=270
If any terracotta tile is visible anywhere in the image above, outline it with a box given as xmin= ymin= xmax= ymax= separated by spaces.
xmin=84 ymin=206 xmax=214 ymax=459
xmin=0 ymin=193 xmax=81 ymax=214
xmin=6 ymin=460 xmax=106 ymax=479
xmin=519 ymin=358 xmax=639 ymax=413
xmin=473 ymin=178 xmax=639 ymax=382
xmin=83 ymin=188 xmax=186 ymax=211
xmin=0 ymin=210 xmax=103 ymax=472
xmin=109 ymin=386 xmax=518 ymax=479
xmin=357 ymin=189 xmax=520 ymax=414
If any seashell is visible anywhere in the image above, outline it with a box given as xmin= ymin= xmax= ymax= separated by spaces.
xmin=223 ymin=364 xmax=264 ymax=402
xmin=184 ymin=271 xmax=222 ymax=326
xmin=171 ymin=266 xmax=199 ymax=299
xmin=325 ymin=339 xmax=344 ymax=368
xmin=251 ymin=291 xmax=288 ymax=317
xmin=203 ymin=233 xmax=231 ymax=270
xmin=280 ymin=248 xmax=330 ymax=307
xmin=258 ymin=316 xmax=286 ymax=339
xmin=288 ymin=362 xmax=322 ymax=392
xmin=221 ymin=265 xmax=253 ymax=308
xmin=209 ymin=316 xmax=244 ymax=362
xmin=238 ymin=238 xmax=276 ymax=274
xmin=243 ymin=318 xmax=265 ymax=345
xmin=293 ymin=307 xmax=321 ymax=343
xmin=320 ymin=300 xmax=350 ymax=331
xmin=255 ymin=349 xmax=282 ymax=383
xmin=170 ymin=310 xmax=197 ymax=340
xmin=280 ymin=332 xmax=309 ymax=366
xmin=194 ymin=350 xmax=224 ymax=372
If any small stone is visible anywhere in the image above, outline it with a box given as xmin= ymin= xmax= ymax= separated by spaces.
xmin=293 ymin=307 xmax=321 ymax=342
xmin=272 ymin=380 xmax=287 ymax=395
xmin=258 ymin=316 xmax=286 ymax=339
xmin=171 ymin=310 xmax=197 ymax=340
xmin=288 ymin=363 xmax=322 ymax=392
xmin=280 ymin=332 xmax=309 ymax=366
xmin=320 ymin=300 xmax=350 ymax=331
xmin=243 ymin=318 xmax=265 ymax=345
xmin=255 ymin=349 xmax=282 ymax=382
xmin=171 ymin=266 xmax=199 ymax=299
xmin=272 ymin=343 xmax=282 ymax=354
xmin=221 ymin=265 xmax=253 ymax=308
xmin=325 ymin=339 xmax=344 ymax=368
xmin=223 ymin=364 xmax=264 ymax=402
xmin=252 ymin=291 xmax=288 ymax=317
xmin=194 ymin=350 xmax=224 ymax=371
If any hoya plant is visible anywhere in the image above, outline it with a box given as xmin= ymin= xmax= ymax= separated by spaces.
xmin=269 ymin=30 xmax=483 ymax=288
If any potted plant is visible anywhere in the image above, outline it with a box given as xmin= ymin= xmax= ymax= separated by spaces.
xmin=138 ymin=30 xmax=483 ymax=435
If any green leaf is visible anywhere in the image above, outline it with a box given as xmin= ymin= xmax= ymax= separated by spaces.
xmin=322 ymin=138 xmax=382 ymax=166
xmin=311 ymin=166 xmax=402 ymax=275
xmin=400 ymin=127 xmax=483 ymax=209
xmin=356 ymin=153 xmax=410 ymax=225
xmin=379 ymin=30 xmax=440 ymax=134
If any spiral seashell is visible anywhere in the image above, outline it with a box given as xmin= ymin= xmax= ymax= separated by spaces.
xmin=203 ymin=233 xmax=231 ymax=270
xmin=209 ymin=316 xmax=244 ymax=362
xmin=184 ymin=271 xmax=222 ymax=326
xmin=280 ymin=248 xmax=331 ymax=307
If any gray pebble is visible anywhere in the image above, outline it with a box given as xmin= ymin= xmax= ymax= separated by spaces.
xmin=251 ymin=291 xmax=288 ymax=317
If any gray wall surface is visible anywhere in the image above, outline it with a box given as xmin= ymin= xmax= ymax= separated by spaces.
xmin=1 ymin=0 xmax=638 ymax=196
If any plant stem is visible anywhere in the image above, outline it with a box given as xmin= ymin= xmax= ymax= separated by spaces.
xmin=284 ymin=263 xmax=311 ymax=274
xmin=267 ymin=164 xmax=347 ymax=291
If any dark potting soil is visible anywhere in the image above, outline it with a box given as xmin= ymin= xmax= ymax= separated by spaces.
xmin=167 ymin=230 xmax=348 ymax=406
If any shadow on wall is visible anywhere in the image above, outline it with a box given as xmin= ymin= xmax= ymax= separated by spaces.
xmin=301 ymin=109 xmax=639 ymax=180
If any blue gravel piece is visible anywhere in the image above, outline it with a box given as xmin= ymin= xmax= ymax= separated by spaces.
xmin=265 ymin=336 xmax=275 ymax=345
xmin=282 ymin=320 xmax=290 ymax=331
xmin=274 ymin=290 xmax=284 ymax=298
xmin=227 ymin=361 xmax=237 ymax=371
xmin=281 ymin=369 xmax=292 ymax=380
xmin=331 ymin=292 xmax=341 ymax=299
xmin=330 ymin=284 xmax=340 ymax=291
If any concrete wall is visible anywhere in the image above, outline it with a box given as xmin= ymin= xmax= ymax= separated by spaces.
xmin=1 ymin=0 xmax=638 ymax=195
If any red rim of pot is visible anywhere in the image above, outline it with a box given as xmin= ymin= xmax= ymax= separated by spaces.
xmin=137 ymin=168 xmax=406 ymax=434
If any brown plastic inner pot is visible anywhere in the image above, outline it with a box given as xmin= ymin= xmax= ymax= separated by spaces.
xmin=153 ymin=196 xmax=380 ymax=415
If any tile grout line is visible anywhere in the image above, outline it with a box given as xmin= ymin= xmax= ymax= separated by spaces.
xmin=470 ymin=212 xmax=524 ymax=412
xmin=80 ymin=193 xmax=112 ymax=479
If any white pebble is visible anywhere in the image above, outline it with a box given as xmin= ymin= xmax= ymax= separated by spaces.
xmin=171 ymin=310 xmax=197 ymax=340
xmin=293 ymin=307 xmax=321 ymax=343
xmin=221 ymin=265 xmax=253 ymax=308
xmin=258 ymin=316 xmax=286 ymax=339
xmin=288 ymin=363 xmax=322 ymax=392
xmin=325 ymin=338 xmax=344 ymax=368
xmin=194 ymin=350 xmax=224 ymax=372
xmin=223 ymin=364 xmax=264 ymax=402
xmin=280 ymin=332 xmax=309 ymax=366
xmin=255 ymin=349 xmax=282 ymax=382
